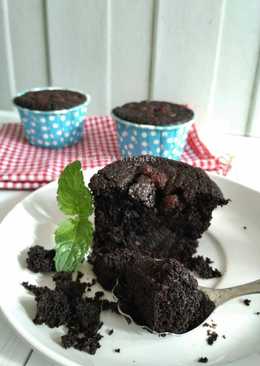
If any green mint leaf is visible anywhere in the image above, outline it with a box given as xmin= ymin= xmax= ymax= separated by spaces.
xmin=54 ymin=217 xmax=93 ymax=272
xmin=54 ymin=160 xmax=94 ymax=272
xmin=57 ymin=160 xmax=93 ymax=217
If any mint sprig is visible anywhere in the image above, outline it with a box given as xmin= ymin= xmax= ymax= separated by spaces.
xmin=54 ymin=161 xmax=94 ymax=272
xmin=57 ymin=160 xmax=93 ymax=217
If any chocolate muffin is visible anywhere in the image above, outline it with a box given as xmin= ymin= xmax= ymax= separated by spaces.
xmin=112 ymin=101 xmax=194 ymax=126
xmin=89 ymin=155 xmax=229 ymax=290
xmin=13 ymin=89 xmax=86 ymax=111
xmin=114 ymin=255 xmax=215 ymax=333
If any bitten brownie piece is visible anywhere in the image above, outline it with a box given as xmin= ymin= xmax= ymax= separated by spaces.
xmin=112 ymin=101 xmax=194 ymax=126
xmin=114 ymin=256 xmax=215 ymax=334
xmin=13 ymin=89 xmax=86 ymax=111
xmin=89 ymin=155 xmax=228 ymax=290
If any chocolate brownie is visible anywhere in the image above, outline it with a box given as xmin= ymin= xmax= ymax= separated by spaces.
xmin=89 ymin=155 xmax=229 ymax=290
xmin=112 ymin=101 xmax=194 ymax=126
xmin=114 ymin=256 xmax=215 ymax=333
xmin=13 ymin=89 xmax=86 ymax=111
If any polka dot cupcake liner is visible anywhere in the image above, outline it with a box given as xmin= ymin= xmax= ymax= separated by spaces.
xmin=14 ymin=87 xmax=90 ymax=149
xmin=113 ymin=114 xmax=193 ymax=160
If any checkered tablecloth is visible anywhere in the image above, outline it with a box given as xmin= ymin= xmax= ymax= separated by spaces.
xmin=0 ymin=116 xmax=231 ymax=190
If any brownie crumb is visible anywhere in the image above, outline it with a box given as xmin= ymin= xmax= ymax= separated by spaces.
xmin=255 ymin=312 xmax=260 ymax=315
xmin=202 ymin=320 xmax=217 ymax=329
xmin=207 ymin=331 xmax=218 ymax=345
xmin=94 ymin=291 xmax=104 ymax=300
xmin=159 ymin=333 xmax=167 ymax=337
xmin=211 ymin=321 xmax=217 ymax=329
xmin=243 ymin=299 xmax=251 ymax=306
xmin=243 ymin=226 xmax=247 ymax=230
xmin=114 ymin=348 xmax=120 ymax=353
xmin=53 ymin=272 xmax=87 ymax=298
xmin=100 ymin=299 xmax=119 ymax=313
xmin=107 ymin=329 xmax=114 ymax=336
xmin=187 ymin=255 xmax=221 ymax=279
xmin=198 ymin=357 xmax=208 ymax=363
xmin=26 ymin=245 xmax=55 ymax=273
xmin=222 ymin=335 xmax=226 ymax=339
xmin=23 ymin=272 xmax=118 ymax=355
xmin=62 ymin=332 xmax=102 ymax=354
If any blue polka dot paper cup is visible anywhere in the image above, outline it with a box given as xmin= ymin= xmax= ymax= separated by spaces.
xmin=14 ymin=87 xmax=90 ymax=149
xmin=113 ymin=114 xmax=193 ymax=160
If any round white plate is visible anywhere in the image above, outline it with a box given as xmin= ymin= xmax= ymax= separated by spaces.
xmin=0 ymin=169 xmax=260 ymax=366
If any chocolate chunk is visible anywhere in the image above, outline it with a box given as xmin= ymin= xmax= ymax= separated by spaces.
xmin=140 ymin=164 xmax=168 ymax=189
xmin=129 ymin=175 xmax=156 ymax=208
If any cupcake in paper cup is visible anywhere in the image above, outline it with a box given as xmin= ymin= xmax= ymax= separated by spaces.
xmin=112 ymin=101 xmax=194 ymax=160
xmin=13 ymin=87 xmax=90 ymax=149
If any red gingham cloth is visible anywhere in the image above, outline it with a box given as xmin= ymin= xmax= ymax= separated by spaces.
xmin=0 ymin=116 xmax=231 ymax=190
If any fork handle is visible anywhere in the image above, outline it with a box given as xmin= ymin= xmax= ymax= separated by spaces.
xmin=199 ymin=279 xmax=260 ymax=307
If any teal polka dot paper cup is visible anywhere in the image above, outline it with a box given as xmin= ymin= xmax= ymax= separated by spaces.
xmin=113 ymin=114 xmax=193 ymax=160
xmin=13 ymin=87 xmax=90 ymax=149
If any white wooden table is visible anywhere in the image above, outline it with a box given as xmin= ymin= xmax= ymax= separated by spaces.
xmin=0 ymin=133 xmax=260 ymax=366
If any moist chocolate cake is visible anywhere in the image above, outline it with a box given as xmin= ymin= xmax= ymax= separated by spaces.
xmin=14 ymin=89 xmax=86 ymax=111
xmin=114 ymin=256 xmax=215 ymax=334
xmin=89 ymin=155 xmax=228 ymax=290
xmin=112 ymin=101 xmax=194 ymax=126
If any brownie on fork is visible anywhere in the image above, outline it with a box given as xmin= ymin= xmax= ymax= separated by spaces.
xmin=114 ymin=255 xmax=215 ymax=334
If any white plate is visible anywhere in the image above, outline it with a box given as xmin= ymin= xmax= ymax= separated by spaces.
xmin=0 ymin=169 xmax=260 ymax=366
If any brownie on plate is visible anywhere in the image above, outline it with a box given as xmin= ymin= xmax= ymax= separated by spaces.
xmin=114 ymin=255 xmax=215 ymax=333
xmin=89 ymin=155 xmax=228 ymax=290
